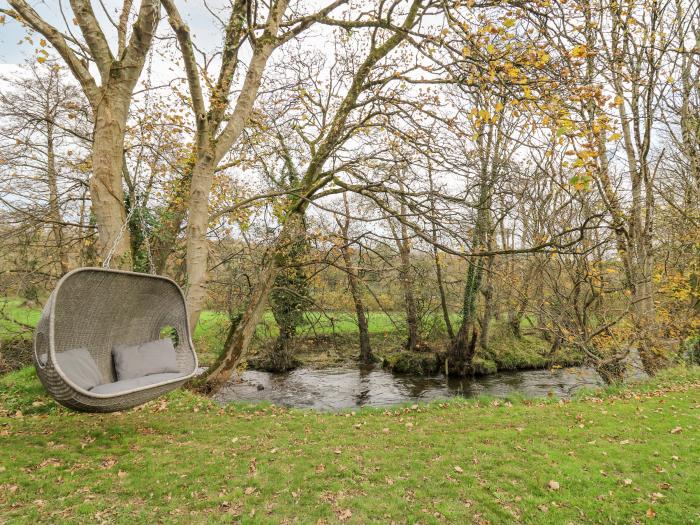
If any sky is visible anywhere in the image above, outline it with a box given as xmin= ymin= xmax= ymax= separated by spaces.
xmin=0 ymin=1 xmax=341 ymax=68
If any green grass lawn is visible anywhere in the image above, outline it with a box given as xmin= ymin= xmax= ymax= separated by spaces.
xmin=1 ymin=366 xmax=699 ymax=523
xmin=0 ymin=298 xmax=40 ymax=341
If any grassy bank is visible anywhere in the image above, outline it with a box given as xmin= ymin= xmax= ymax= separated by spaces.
xmin=1 ymin=366 xmax=699 ymax=523
xmin=2 ymin=297 xmax=581 ymax=375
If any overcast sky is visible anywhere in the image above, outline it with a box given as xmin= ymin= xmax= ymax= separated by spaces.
xmin=0 ymin=0 xmax=343 ymax=69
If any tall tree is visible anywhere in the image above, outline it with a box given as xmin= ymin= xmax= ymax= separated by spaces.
xmin=3 ymin=0 xmax=161 ymax=268
xmin=162 ymin=0 xmax=347 ymax=329
xmin=199 ymin=0 xmax=425 ymax=393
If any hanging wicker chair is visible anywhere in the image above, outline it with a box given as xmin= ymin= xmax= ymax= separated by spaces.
xmin=34 ymin=267 xmax=198 ymax=413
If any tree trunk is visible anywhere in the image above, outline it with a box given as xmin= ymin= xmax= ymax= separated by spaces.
xmin=268 ymin=214 xmax=310 ymax=372
xmin=595 ymin=354 xmax=626 ymax=385
xmin=479 ymin=254 xmax=495 ymax=350
xmin=449 ymin=257 xmax=483 ymax=363
xmin=434 ymin=247 xmax=454 ymax=342
xmin=198 ymin=212 xmax=304 ymax=393
xmin=91 ymin=96 xmax=132 ymax=269
xmin=398 ymin=236 xmax=420 ymax=352
xmin=341 ymin=244 xmax=374 ymax=363
xmin=390 ymin=201 xmax=420 ymax=352
xmin=184 ymin=153 xmax=216 ymax=330
xmin=46 ymin=119 xmax=69 ymax=275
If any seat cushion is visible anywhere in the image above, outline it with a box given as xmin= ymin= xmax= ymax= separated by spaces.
xmin=90 ymin=372 xmax=185 ymax=395
xmin=55 ymin=348 xmax=103 ymax=391
xmin=112 ymin=338 xmax=179 ymax=381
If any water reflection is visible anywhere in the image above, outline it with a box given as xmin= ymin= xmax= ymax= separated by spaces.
xmin=213 ymin=365 xmax=608 ymax=410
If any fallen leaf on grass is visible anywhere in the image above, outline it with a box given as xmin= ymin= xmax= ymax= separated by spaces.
xmin=650 ymin=492 xmax=665 ymax=502
xmin=336 ymin=509 xmax=352 ymax=521
xmin=100 ymin=458 xmax=117 ymax=469
xmin=623 ymin=478 xmax=632 ymax=486
xmin=244 ymin=487 xmax=256 ymax=495
xmin=670 ymin=426 xmax=682 ymax=434
xmin=646 ymin=507 xmax=656 ymax=518
xmin=548 ymin=480 xmax=560 ymax=491
xmin=39 ymin=458 xmax=61 ymax=469
xmin=454 ymin=466 xmax=464 ymax=473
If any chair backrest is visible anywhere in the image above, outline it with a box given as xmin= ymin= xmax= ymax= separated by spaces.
xmin=46 ymin=268 xmax=194 ymax=384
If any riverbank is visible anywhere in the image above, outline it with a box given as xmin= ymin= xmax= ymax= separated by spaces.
xmin=1 ymin=298 xmax=583 ymax=377
xmin=194 ymin=310 xmax=584 ymax=376
xmin=1 ymin=366 xmax=699 ymax=523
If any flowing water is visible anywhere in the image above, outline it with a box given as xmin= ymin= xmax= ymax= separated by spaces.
xmin=213 ymin=365 xmax=609 ymax=410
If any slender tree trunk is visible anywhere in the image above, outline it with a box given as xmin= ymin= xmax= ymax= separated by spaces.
xmin=45 ymin=119 xmax=69 ymax=274
xmin=393 ymin=219 xmax=420 ymax=352
xmin=338 ymin=193 xmax=374 ymax=363
xmin=428 ymin=166 xmax=454 ymax=341
xmin=341 ymin=244 xmax=374 ymax=363
xmin=479 ymin=254 xmax=495 ymax=350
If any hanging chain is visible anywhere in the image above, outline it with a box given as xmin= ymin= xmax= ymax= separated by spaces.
xmin=102 ymin=204 xmax=137 ymax=269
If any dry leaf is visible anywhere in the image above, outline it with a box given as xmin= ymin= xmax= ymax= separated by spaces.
xmin=337 ymin=509 xmax=352 ymax=521
xmin=548 ymin=480 xmax=560 ymax=491
xmin=670 ymin=427 xmax=682 ymax=434
xmin=454 ymin=466 xmax=464 ymax=473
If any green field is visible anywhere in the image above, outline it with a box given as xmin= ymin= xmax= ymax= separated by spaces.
xmin=1 ymin=365 xmax=699 ymax=523
xmin=0 ymin=298 xmax=41 ymax=341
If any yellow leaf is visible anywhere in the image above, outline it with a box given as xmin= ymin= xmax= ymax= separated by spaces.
xmin=37 ymin=56 xmax=46 ymax=64
xmin=40 ymin=38 xmax=47 ymax=47
xmin=503 ymin=18 xmax=515 ymax=28
xmin=487 ymin=44 xmax=496 ymax=54
xmin=495 ymin=102 xmax=505 ymax=112
xmin=609 ymin=133 xmax=622 ymax=141
xmin=479 ymin=109 xmax=490 ymax=120
xmin=614 ymin=95 xmax=624 ymax=106
xmin=570 ymin=45 xmax=587 ymax=58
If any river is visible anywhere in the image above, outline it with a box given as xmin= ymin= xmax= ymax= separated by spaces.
xmin=213 ymin=365 xmax=610 ymax=410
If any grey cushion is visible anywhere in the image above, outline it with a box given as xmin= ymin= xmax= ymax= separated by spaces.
xmin=56 ymin=348 xmax=102 ymax=391
xmin=112 ymin=338 xmax=179 ymax=381
xmin=90 ymin=372 xmax=185 ymax=395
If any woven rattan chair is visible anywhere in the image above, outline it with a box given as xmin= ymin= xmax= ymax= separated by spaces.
xmin=34 ymin=267 xmax=198 ymax=412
